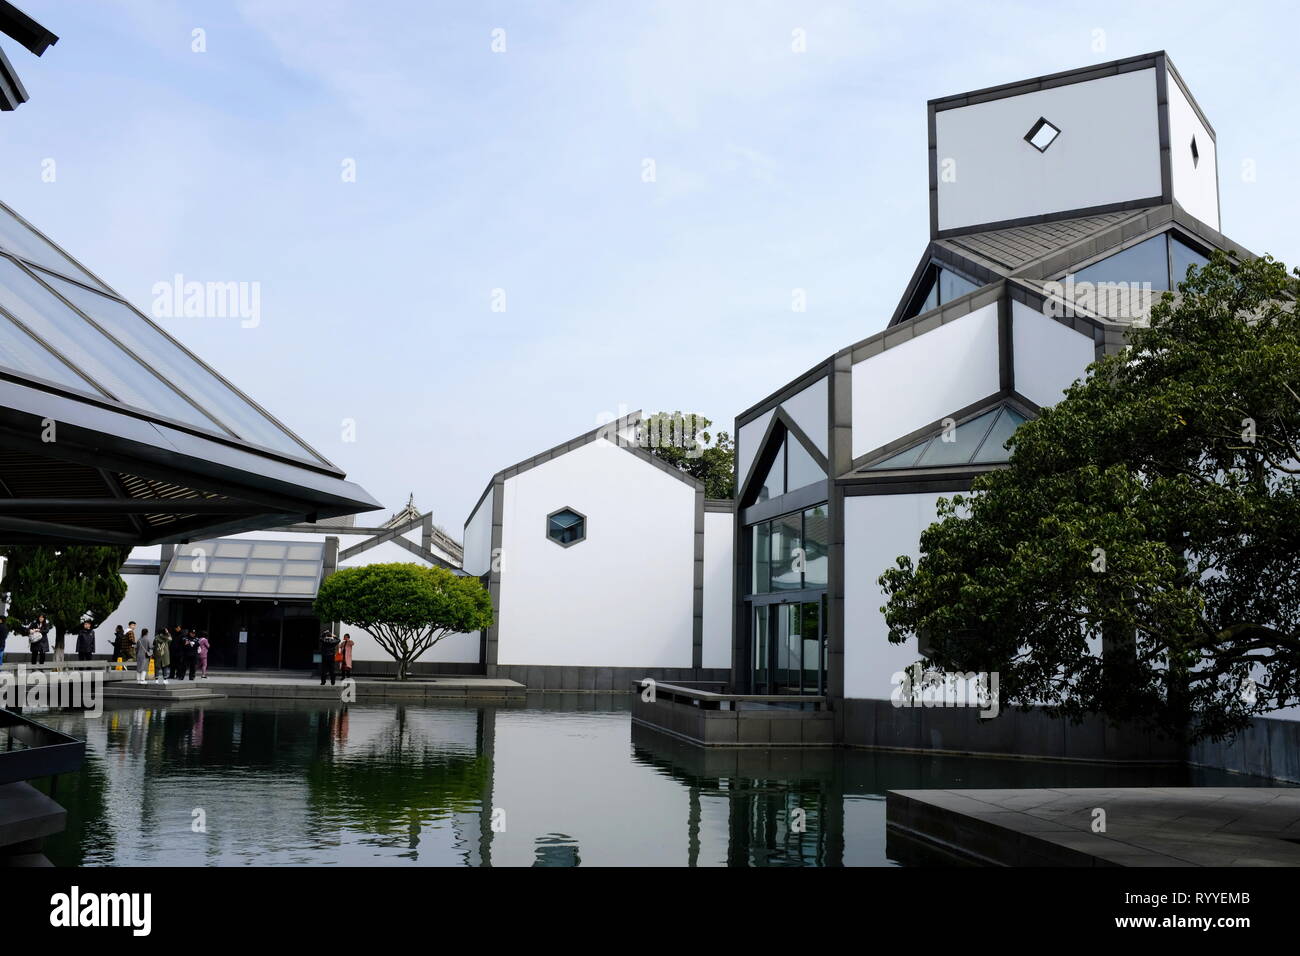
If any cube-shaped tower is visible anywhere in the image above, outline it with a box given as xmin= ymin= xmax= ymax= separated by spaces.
xmin=929 ymin=51 xmax=1219 ymax=236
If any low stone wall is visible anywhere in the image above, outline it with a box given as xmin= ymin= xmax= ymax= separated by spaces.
xmin=838 ymin=698 xmax=1184 ymax=764
xmin=630 ymin=694 xmax=833 ymax=748
xmin=492 ymin=665 xmax=729 ymax=693
xmin=1186 ymin=715 xmax=1300 ymax=783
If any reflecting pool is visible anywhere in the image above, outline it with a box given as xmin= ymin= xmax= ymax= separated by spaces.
xmin=29 ymin=696 xmax=1276 ymax=866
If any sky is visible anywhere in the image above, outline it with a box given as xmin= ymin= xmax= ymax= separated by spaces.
xmin=2 ymin=0 xmax=1298 ymax=534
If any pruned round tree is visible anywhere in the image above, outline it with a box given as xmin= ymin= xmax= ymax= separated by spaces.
xmin=314 ymin=563 xmax=493 ymax=680
xmin=879 ymin=252 xmax=1300 ymax=744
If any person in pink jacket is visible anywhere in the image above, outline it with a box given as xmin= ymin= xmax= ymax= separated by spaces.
xmin=340 ymin=633 xmax=355 ymax=680
xmin=198 ymin=631 xmax=211 ymax=678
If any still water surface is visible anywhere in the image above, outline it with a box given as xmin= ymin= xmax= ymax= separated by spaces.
xmin=31 ymin=696 xmax=1270 ymax=866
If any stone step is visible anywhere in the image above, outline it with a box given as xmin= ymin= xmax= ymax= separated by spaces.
xmin=102 ymin=683 xmax=226 ymax=702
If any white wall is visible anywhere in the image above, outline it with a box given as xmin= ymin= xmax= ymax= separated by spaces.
xmin=852 ymin=302 xmax=1001 ymax=458
xmin=497 ymin=439 xmax=697 ymax=668
xmin=702 ymin=510 xmax=734 ymax=669
xmin=1011 ymin=301 xmax=1095 ymax=408
xmin=1167 ymin=74 xmax=1219 ymax=230
xmin=843 ymin=492 xmax=946 ymax=700
xmin=935 ymin=68 xmax=1161 ymax=232
xmin=96 ymin=571 xmax=160 ymax=655
xmin=463 ymin=486 xmax=494 ymax=576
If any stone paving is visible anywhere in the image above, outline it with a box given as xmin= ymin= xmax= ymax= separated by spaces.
xmin=887 ymin=787 xmax=1300 ymax=866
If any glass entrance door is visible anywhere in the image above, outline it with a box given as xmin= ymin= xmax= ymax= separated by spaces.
xmin=752 ymin=599 xmax=825 ymax=695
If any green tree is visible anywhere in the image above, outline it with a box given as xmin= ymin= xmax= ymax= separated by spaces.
xmin=879 ymin=252 xmax=1300 ymax=744
xmin=642 ymin=410 xmax=735 ymax=499
xmin=314 ymin=563 xmax=493 ymax=680
xmin=2 ymin=545 xmax=131 ymax=645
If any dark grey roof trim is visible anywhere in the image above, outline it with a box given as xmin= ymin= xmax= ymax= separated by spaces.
xmin=887 ymin=247 xmax=999 ymax=328
xmin=0 ymin=376 xmax=379 ymax=543
xmin=929 ymin=51 xmax=1164 ymax=113
xmin=0 ymin=2 xmax=58 ymax=56
xmin=934 ymin=196 xmax=1168 ymax=242
xmin=468 ymin=411 xmax=705 ymax=526
xmin=839 ymin=473 xmax=979 ymax=497
xmin=735 ymin=360 xmax=830 ymax=430
xmin=703 ymin=498 xmax=735 ymax=513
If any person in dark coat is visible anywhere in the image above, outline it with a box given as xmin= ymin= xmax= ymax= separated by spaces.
xmin=29 ymin=615 xmax=51 ymax=665
xmin=111 ymin=625 xmax=124 ymax=661
xmin=319 ymin=630 xmax=340 ymax=686
xmin=75 ymin=620 xmax=96 ymax=661
xmin=0 ymin=618 xmax=8 ymax=667
xmin=177 ymin=628 xmax=199 ymax=681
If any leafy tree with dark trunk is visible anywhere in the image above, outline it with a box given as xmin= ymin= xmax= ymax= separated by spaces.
xmin=2 ymin=545 xmax=131 ymax=647
xmin=879 ymin=252 xmax=1300 ymax=744
xmin=314 ymin=563 xmax=493 ymax=680
xmin=641 ymin=411 xmax=735 ymax=499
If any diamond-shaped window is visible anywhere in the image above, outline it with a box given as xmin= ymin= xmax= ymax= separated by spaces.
xmin=546 ymin=507 xmax=586 ymax=547
xmin=1191 ymin=136 xmax=1200 ymax=168
xmin=1024 ymin=117 xmax=1061 ymax=152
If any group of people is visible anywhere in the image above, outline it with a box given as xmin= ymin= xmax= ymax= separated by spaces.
xmin=319 ymin=630 xmax=355 ymax=685
xmin=128 ymin=624 xmax=210 ymax=684
xmin=0 ymin=614 xmax=98 ymax=667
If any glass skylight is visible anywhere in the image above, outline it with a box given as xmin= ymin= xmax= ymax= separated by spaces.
xmin=866 ymin=405 xmax=1028 ymax=470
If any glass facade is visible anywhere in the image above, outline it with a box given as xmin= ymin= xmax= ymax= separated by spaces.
xmin=1068 ymin=233 xmax=1211 ymax=292
xmin=749 ymin=505 xmax=829 ymax=594
xmin=866 ymin=404 xmax=1028 ymax=470
xmin=752 ymin=428 xmax=824 ymax=505
xmin=751 ymin=598 xmax=826 ymax=695
xmin=908 ymin=265 xmax=979 ymax=320
xmin=159 ymin=539 xmax=326 ymax=599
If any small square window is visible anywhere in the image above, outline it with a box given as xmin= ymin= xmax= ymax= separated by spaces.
xmin=1190 ymin=136 xmax=1199 ymax=168
xmin=546 ymin=507 xmax=586 ymax=547
xmin=1024 ymin=117 xmax=1060 ymax=152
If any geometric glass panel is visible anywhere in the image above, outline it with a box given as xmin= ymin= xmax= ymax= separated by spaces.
xmin=802 ymin=505 xmax=829 ymax=588
xmin=915 ymin=409 xmax=1000 ymax=467
xmin=971 ymin=407 xmax=1028 ymax=463
xmin=0 ymin=203 xmax=109 ymax=291
xmin=0 ymin=304 xmax=105 ymax=396
xmin=1070 ymin=234 xmax=1171 ymax=292
xmin=785 ymin=433 xmax=824 ymax=494
xmin=866 ymin=442 xmax=928 ymax=470
xmin=547 ymin=508 xmax=585 ymax=546
xmin=751 ymin=522 xmax=771 ymax=594
xmin=770 ymin=511 xmax=802 ymax=591
xmin=0 ymin=257 xmax=221 ymax=430
xmin=200 ymin=575 xmax=242 ymax=592
xmin=1170 ymin=236 xmax=1209 ymax=289
xmin=249 ymin=542 xmax=288 ymax=559
xmin=41 ymin=271 xmax=320 ymax=461
xmin=756 ymin=440 xmax=785 ymax=502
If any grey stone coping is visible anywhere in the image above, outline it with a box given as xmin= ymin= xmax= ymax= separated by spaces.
xmin=888 ymin=787 xmax=1300 ymax=866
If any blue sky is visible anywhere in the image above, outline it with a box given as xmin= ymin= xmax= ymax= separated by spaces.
xmin=2 ymin=1 xmax=1297 ymax=531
